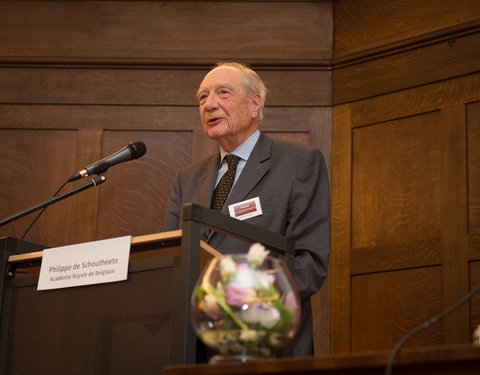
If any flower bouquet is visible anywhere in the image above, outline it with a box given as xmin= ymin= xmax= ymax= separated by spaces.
xmin=191 ymin=243 xmax=301 ymax=362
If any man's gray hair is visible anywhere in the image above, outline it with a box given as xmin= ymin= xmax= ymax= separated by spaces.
xmin=213 ymin=62 xmax=268 ymax=120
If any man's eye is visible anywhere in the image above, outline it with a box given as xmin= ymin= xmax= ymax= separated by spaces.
xmin=198 ymin=94 xmax=207 ymax=103
xmin=218 ymin=90 xmax=230 ymax=97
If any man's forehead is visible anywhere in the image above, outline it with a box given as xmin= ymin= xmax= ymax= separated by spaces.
xmin=198 ymin=66 xmax=243 ymax=91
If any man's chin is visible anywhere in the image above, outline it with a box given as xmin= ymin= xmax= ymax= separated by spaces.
xmin=205 ymin=128 xmax=227 ymax=140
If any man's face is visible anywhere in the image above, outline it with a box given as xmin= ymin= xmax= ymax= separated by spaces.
xmin=196 ymin=66 xmax=262 ymax=152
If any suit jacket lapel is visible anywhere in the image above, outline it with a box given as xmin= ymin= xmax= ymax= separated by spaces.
xmin=221 ymin=133 xmax=272 ymax=213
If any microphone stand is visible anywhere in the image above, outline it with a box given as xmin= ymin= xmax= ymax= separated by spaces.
xmin=0 ymin=175 xmax=106 ymax=228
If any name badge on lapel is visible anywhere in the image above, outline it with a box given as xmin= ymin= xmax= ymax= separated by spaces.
xmin=228 ymin=197 xmax=263 ymax=221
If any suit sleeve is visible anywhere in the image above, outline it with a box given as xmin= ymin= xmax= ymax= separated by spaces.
xmin=287 ymin=148 xmax=330 ymax=302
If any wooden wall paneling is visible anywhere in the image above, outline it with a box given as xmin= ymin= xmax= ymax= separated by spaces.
xmin=331 ymin=72 xmax=480 ymax=353
xmin=261 ymin=105 xmax=332 ymax=164
xmin=263 ymin=107 xmax=316 ymax=132
xmin=351 ymin=112 xmax=442 ymax=253
xmin=309 ymin=106 xmax=333 ymax=176
xmin=312 ymin=275 xmax=331 ymax=355
xmin=467 ymin=101 xmax=480 ymax=234
xmin=0 ymin=1 xmax=332 ymax=64
xmin=71 ymin=128 xmax=103 ymax=245
xmin=440 ymin=105 xmax=469 ymax=343
xmin=334 ymin=0 xmax=480 ymax=58
xmin=467 ymin=101 xmax=480 ymax=261
xmin=0 ymin=67 xmax=331 ymax=107
xmin=348 ymin=111 xmax=448 ymax=352
xmin=331 ymin=0 xmax=480 ymax=356
xmin=263 ymin=132 xmax=309 ymax=145
xmin=0 ymin=67 xmax=206 ymax=106
xmin=0 ymin=104 xmax=199 ymax=131
xmin=191 ymin=126 xmax=217 ymax=162
xmin=261 ymin=69 xmax=332 ymax=106
xmin=351 ymin=266 xmax=444 ymax=351
xmin=330 ymin=103 xmax=352 ymax=353
xmin=333 ymin=30 xmax=480 ymax=104
xmin=347 ymin=74 xmax=480 ymax=130
xmin=469 ymin=234 xmax=480 ymax=260
xmin=350 ymin=239 xmax=441 ymax=275
xmin=0 ymin=129 xmax=79 ymax=247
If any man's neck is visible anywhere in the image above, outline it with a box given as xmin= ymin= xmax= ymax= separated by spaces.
xmin=217 ymin=128 xmax=259 ymax=153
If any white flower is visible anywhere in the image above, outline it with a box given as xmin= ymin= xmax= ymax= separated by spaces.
xmin=247 ymin=243 xmax=270 ymax=267
xmin=241 ymin=302 xmax=281 ymax=329
xmin=259 ymin=306 xmax=281 ymax=328
xmin=234 ymin=263 xmax=255 ymax=287
xmin=255 ymin=270 xmax=275 ymax=289
xmin=219 ymin=255 xmax=237 ymax=279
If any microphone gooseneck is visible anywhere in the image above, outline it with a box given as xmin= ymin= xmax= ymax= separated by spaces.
xmin=385 ymin=282 xmax=480 ymax=375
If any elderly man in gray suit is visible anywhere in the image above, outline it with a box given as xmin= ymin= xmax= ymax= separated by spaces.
xmin=164 ymin=62 xmax=330 ymax=358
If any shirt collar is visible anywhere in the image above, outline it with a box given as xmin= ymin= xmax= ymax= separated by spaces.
xmin=219 ymin=130 xmax=260 ymax=163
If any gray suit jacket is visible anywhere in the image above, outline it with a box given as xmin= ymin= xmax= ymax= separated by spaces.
xmin=164 ymin=132 xmax=330 ymax=356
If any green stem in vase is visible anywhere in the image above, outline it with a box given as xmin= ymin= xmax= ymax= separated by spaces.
xmin=202 ymin=257 xmax=248 ymax=330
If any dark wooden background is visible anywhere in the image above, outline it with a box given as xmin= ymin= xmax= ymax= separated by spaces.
xmin=0 ymin=0 xmax=479 ymax=357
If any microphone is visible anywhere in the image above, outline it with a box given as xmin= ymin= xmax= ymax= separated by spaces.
xmin=67 ymin=141 xmax=146 ymax=182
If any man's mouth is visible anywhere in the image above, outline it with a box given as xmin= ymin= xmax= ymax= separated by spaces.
xmin=207 ymin=117 xmax=222 ymax=125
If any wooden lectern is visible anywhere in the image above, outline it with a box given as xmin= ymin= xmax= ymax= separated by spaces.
xmin=0 ymin=203 xmax=294 ymax=375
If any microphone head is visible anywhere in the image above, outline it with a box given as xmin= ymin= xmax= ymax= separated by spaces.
xmin=128 ymin=141 xmax=147 ymax=159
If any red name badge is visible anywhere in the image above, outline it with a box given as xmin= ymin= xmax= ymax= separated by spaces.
xmin=228 ymin=197 xmax=263 ymax=221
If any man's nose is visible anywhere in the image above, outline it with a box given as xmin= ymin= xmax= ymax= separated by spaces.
xmin=204 ymin=94 xmax=218 ymax=110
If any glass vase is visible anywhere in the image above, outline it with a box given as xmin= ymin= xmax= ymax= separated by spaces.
xmin=190 ymin=250 xmax=301 ymax=363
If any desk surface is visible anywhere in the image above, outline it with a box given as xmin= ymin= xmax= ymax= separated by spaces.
xmin=163 ymin=344 xmax=480 ymax=375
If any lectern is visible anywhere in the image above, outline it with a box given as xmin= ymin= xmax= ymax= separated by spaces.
xmin=0 ymin=203 xmax=294 ymax=375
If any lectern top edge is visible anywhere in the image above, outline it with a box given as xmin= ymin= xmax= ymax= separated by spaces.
xmin=7 ymin=229 xmax=220 ymax=265
xmin=131 ymin=229 xmax=182 ymax=245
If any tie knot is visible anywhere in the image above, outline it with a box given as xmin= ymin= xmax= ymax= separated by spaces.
xmin=224 ymin=154 xmax=240 ymax=169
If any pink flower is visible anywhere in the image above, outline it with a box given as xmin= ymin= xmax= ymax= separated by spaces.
xmin=285 ymin=291 xmax=301 ymax=326
xmin=226 ymin=282 xmax=256 ymax=307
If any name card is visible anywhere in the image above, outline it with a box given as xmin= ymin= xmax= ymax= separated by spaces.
xmin=38 ymin=236 xmax=131 ymax=291
xmin=228 ymin=197 xmax=263 ymax=221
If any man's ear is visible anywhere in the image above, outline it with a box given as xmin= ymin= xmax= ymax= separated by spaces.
xmin=250 ymin=94 xmax=264 ymax=119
